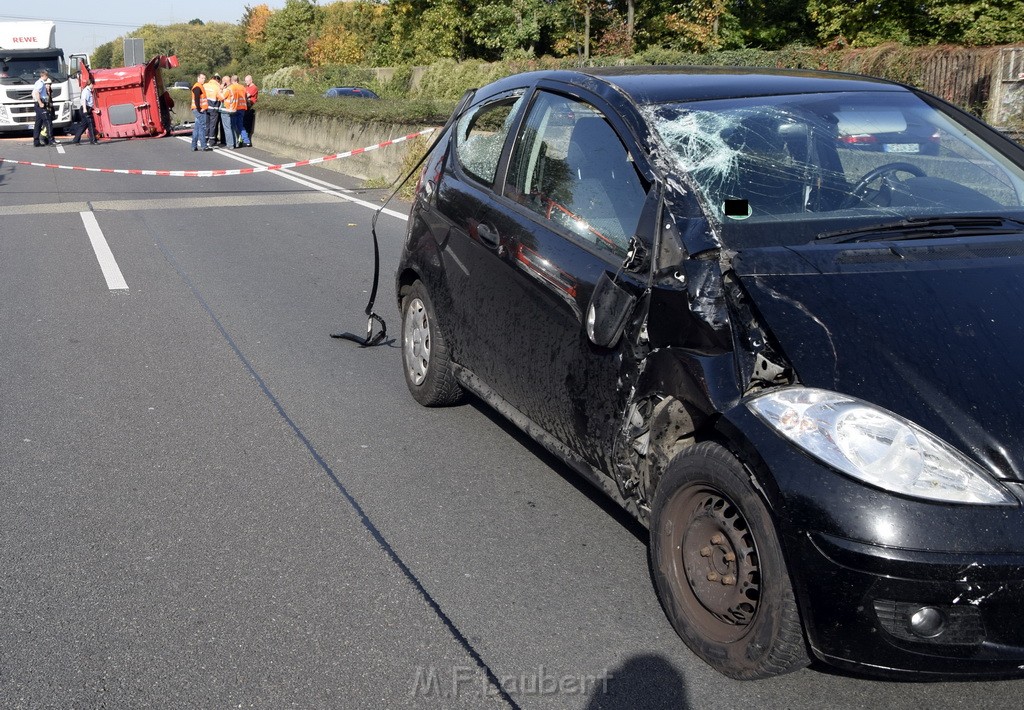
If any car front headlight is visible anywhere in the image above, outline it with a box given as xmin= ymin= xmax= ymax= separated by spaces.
xmin=748 ymin=387 xmax=1016 ymax=505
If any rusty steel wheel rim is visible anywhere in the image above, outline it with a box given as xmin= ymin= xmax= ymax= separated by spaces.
xmin=664 ymin=485 xmax=762 ymax=643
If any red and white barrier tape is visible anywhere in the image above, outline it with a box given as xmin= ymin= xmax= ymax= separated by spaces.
xmin=0 ymin=128 xmax=435 ymax=177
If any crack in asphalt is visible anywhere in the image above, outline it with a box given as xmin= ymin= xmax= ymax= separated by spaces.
xmin=149 ymin=220 xmax=520 ymax=709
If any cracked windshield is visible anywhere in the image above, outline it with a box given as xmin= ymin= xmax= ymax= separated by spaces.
xmin=646 ymin=91 xmax=1024 ymax=247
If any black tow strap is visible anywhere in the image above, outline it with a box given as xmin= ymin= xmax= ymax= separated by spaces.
xmin=328 ymin=167 xmax=412 ymax=347
xmin=330 ymin=199 xmax=390 ymax=346
xmin=331 ymin=89 xmax=477 ymax=347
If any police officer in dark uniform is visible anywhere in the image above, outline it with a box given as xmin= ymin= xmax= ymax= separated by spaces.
xmin=32 ymin=69 xmax=54 ymax=147
xmin=71 ymin=77 xmax=99 ymax=144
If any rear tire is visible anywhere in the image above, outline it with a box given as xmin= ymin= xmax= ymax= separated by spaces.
xmin=401 ymin=281 xmax=463 ymax=407
xmin=650 ymin=441 xmax=808 ymax=679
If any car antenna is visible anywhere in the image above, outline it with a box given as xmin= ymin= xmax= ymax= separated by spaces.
xmin=330 ymin=89 xmax=478 ymax=347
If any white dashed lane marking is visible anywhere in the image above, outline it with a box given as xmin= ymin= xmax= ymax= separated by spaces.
xmin=80 ymin=211 xmax=128 ymax=290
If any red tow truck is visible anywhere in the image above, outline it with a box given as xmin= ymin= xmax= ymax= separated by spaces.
xmin=79 ymin=55 xmax=178 ymax=139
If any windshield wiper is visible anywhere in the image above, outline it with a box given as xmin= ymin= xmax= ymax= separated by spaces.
xmin=816 ymin=216 xmax=1024 ymax=243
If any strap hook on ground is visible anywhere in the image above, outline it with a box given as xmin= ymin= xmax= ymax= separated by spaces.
xmin=331 ymin=89 xmax=477 ymax=349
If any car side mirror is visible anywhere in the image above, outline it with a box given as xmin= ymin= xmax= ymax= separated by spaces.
xmin=586 ymin=271 xmax=637 ymax=348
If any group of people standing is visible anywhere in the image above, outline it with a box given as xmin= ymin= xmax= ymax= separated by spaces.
xmin=190 ymin=73 xmax=259 ymax=152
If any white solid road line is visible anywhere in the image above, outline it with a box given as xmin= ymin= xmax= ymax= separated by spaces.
xmin=176 ymin=136 xmax=409 ymax=221
xmin=80 ymin=211 xmax=128 ymax=290
xmin=68 ymin=140 xmax=408 ymax=291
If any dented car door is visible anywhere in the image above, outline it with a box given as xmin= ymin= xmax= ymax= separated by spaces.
xmin=465 ymin=88 xmax=655 ymax=467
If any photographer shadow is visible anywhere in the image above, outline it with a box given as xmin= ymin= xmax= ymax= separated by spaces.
xmin=585 ymin=653 xmax=688 ymax=710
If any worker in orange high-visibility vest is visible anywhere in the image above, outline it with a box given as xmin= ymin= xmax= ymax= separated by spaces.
xmin=218 ymin=75 xmax=238 ymax=149
xmin=204 ymin=73 xmax=223 ymax=146
xmin=190 ymin=73 xmax=211 ymax=151
xmin=230 ymin=75 xmax=249 ymax=148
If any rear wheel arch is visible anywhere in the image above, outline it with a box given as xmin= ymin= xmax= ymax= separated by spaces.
xmin=396 ymin=267 xmax=421 ymax=310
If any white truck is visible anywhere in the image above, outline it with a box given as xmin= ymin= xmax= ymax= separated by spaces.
xmin=0 ymin=21 xmax=88 ymax=133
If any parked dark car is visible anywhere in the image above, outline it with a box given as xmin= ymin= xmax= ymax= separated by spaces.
xmin=267 ymin=87 xmax=294 ymax=97
xmin=836 ymin=108 xmax=942 ymax=155
xmin=323 ymin=86 xmax=379 ymax=99
xmin=395 ymin=66 xmax=1024 ymax=680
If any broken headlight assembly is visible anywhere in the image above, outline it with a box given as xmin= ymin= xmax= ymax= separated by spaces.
xmin=748 ymin=387 xmax=1017 ymax=506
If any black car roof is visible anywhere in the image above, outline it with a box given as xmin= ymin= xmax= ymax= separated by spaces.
xmin=481 ymin=66 xmax=911 ymax=105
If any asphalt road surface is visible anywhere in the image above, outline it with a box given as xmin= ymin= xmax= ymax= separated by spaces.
xmin=2 ymin=132 xmax=1024 ymax=709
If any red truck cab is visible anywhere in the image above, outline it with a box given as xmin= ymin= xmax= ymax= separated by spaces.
xmin=80 ymin=55 xmax=178 ymax=139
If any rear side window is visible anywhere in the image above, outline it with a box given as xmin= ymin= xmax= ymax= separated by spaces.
xmin=505 ymin=91 xmax=646 ymax=257
xmin=455 ymin=95 xmax=523 ymax=185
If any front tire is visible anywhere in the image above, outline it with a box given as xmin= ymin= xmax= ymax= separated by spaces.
xmin=650 ymin=442 xmax=808 ymax=679
xmin=401 ymin=281 xmax=463 ymax=407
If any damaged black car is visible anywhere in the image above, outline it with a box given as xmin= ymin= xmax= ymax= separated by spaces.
xmin=395 ymin=67 xmax=1024 ymax=680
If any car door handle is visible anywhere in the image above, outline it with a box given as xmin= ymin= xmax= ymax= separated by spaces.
xmin=477 ymin=222 xmax=499 ymax=247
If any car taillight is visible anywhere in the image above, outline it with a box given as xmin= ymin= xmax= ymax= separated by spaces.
xmin=839 ymin=134 xmax=879 ymax=145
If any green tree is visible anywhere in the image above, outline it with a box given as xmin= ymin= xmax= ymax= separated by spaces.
xmin=564 ymin=0 xmax=600 ymax=59
xmin=807 ymin=0 xmax=926 ymax=46
xmin=91 ymin=41 xmax=115 ymax=68
xmin=729 ymin=0 xmax=815 ymax=49
xmin=262 ymin=0 xmax=323 ymax=67
xmin=410 ymin=0 xmax=469 ymax=62
xmin=653 ymin=0 xmax=733 ymax=52
xmin=133 ymin=22 xmax=238 ymax=75
xmin=309 ymin=2 xmax=363 ymax=65
xmin=336 ymin=1 xmax=396 ymax=67
xmin=88 ymin=22 xmax=239 ymax=80
xmin=469 ymin=0 xmax=560 ymax=58
xmin=924 ymin=0 xmax=1024 ymax=46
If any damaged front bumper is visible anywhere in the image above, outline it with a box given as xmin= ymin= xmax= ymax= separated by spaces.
xmin=797 ymin=530 xmax=1024 ymax=678
xmin=726 ymin=405 xmax=1024 ymax=678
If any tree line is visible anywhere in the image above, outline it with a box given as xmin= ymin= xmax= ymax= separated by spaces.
xmin=89 ymin=0 xmax=1024 ymax=79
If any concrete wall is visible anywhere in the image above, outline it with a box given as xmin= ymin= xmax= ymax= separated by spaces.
xmin=249 ymin=111 xmax=435 ymax=184
xmin=169 ymin=94 xmax=434 ymax=183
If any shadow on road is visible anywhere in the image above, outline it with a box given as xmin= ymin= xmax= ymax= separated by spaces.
xmin=585 ymin=653 xmax=688 ymax=709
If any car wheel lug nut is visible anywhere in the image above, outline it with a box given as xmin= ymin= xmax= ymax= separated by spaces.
xmin=722 ymin=574 xmax=736 ymax=586
xmin=711 ymin=534 xmax=724 ymax=545
xmin=707 ymin=572 xmax=719 ymax=582
xmin=700 ymin=546 xmax=712 ymax=557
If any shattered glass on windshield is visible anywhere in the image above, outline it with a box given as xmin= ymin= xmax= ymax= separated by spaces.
xmin=644 ymin=103 xmax=823 ymax=223
xmin=644 ymin=92 xmax=1024 ymax=247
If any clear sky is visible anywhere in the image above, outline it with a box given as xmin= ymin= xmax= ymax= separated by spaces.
xmin=1 ymin=2 xmax=284 ymax=57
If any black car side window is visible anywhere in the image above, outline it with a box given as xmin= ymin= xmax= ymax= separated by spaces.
xmin=454 ymin=95 xmax=524 ymax=185
xmin=505 ymin=92 xmax=646 ymax=258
